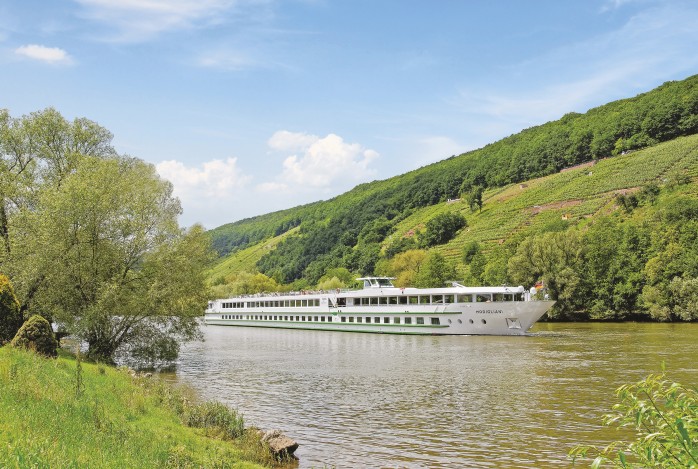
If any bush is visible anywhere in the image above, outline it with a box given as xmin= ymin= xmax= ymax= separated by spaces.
xmin=0 ymin=275 xmax=24 ymax=345
xmin=421 ymin=212 xmax=467 ymax=247
xmin=10 ymin=315 xmax=58 ymax=358
xmin=569 ymin=371 xmax=698 ymax=468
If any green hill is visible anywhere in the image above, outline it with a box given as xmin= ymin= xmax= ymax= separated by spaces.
xmin=207 ymin=75 xmax=698 ymax=321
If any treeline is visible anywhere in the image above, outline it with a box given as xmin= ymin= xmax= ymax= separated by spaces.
xmin=208 ymin=74 xmax=698 ymax=287
xmin=496 ymin=185 xmax=698 ymax=321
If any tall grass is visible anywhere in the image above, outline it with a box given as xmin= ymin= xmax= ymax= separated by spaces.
xmin=0 ymin=346 xmax=276 ymax=468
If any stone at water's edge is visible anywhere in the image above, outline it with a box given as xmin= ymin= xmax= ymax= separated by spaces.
xmin=262 ymin=429 xmax=299 ymax=459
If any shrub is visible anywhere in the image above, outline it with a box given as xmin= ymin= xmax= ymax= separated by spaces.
xmin=0 ymin=275 xmax=23 ymax=345
xmin=11 ymin=315 xmax=58 ymax=358
xmin=569 ymin=371 xmax=698 ymax=468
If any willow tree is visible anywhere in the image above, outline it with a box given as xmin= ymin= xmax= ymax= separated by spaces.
xmin=28 ymin=156 xmax=211 ymax=364
xmin=1 ymin=109 xmax=211 ymax=365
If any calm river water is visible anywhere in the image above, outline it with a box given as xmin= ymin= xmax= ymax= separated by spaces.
xmin=169 ymin=323 xmax=698 ymax=468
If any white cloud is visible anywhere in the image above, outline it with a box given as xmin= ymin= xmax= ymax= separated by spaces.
xmin=262 ymin=131 xmax=378 ymax=190
xmin=156 ymin=157 xmax=251 ymax=227
xmin=74 ymin=0 xmax=236 ymax=42
xmin=14 ymin=44 xmax=72 ymax=64
xmin=267 ymin=130 xmax=319 ymax=152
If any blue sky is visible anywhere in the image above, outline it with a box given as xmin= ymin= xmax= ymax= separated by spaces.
xmin=2 ymin=0 xmax=697 ymax=229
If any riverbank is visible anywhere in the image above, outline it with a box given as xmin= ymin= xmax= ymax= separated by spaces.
xmin=0 ymin=346 xmax=285 ymax=468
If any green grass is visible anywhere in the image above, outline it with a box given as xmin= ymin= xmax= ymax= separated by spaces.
xmin=0 ymin=346 xmax=272 ymax=468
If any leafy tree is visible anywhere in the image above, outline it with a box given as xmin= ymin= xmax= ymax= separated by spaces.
xmin=508 ymin=231 xmax=586 ymax=317
xmin=0 ymin=274 xmax=23 ymax=344
xmin=18 ymin=154 xmax=212 ymax=364
xmin=10 ymin=314 xmax=58 ymax=358
xmin=414 ymin=252 xmax=456 ymax=288
xmin=462 ymin=241 xmax=481 ymax=265
xmin=379 ymin=249 xmax=427 ymax=287
xmin=467 ymin=250 xmax=487 ymax=284
xmin=467 ymin=185 xmax=484 ymax=212
xmin=420 ymin=212 xmax=467 ymax=247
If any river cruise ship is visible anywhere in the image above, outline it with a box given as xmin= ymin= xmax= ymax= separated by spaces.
xmin=204 ymin=277 xmax=554 ymax=335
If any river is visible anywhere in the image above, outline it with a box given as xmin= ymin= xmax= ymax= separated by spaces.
xmin=169 ymin=322 xmax=698 ymax=468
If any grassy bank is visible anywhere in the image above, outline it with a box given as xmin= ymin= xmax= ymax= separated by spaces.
xmin=0 ymin=346 xmax=274 ymax=468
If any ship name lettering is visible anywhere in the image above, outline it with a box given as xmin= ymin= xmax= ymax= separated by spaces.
xmin=475 ymin=309 xmax=504 ymax=314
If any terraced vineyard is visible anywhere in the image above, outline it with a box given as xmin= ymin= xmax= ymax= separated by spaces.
xmin=208 ymin=134 xmax=698 ymax=282
xmin=391 ymin=134 xmax=698 ymax=264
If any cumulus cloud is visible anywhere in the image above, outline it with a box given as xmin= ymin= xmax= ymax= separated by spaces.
xmin=260 ymin=131 xmax=378 ymax=191
xmin=156 ymin=157 xmax=251 ymax=227
xmin=15 ymin=44 xmax=72 ymax=64
xmin=75 ymin=0 xmax=236 ymax=42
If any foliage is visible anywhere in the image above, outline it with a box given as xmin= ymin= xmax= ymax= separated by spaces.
xmin=467 ymin=185 xmax=484 ymax=212
xmin=420 ymin=212 xmax=467 ymax=247
xmin=0 ymin=109 xmax=212 ymax=365
xmin=0 ymin=346 xmax=269 ymax=468
xmin=10 ymin=314 xmax=58 ymax=358
xmin=209 ymin=75 xmax=698 ymax=288
xmin=569 ymin=372 xmax=698 ymax=468
xmin=378 ymin=249 xmax=428 ymax=287
xmin=414 ymin=252 xmax=456 ymax=288
xmin=183 ymin=401 xmax=245 ymax=440
xmin=0 ymin=274 xmax=22 ymax=344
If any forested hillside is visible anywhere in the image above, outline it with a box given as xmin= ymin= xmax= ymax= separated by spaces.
xmin=208 ymin=75 xmax=698 ymax=321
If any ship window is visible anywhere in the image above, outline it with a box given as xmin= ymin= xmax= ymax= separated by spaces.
xmin=341 ymin=316 xmax=346 ymax=322
xmin=457 ymin=295 xmax=471 ymax=303
xmin=404 ymin=317 xmax=412 ymax=324
xmin=416 ymin=317 xmax=424 ymax=325
xmin=431 ymin=318 xmax=440 ymax=325
xmin=321 ymin=316 xmax=325 ymax=322
xmin=349 ymin=317 xmax=354 ymax=323
xmin=357 ymin=317 xmax=362 ymax=323
xmin=409 ymin=296 xmax=418 ymax=304
xmin=374 ymin=317 xmax=381 ymax=323
xmin=365 ymin=317 xmax=370 ymax=323
xmin=388 ymin=297 xmax=397 ymax=305
xmin=295 ymin=316 xmax=300 ymax=321
xmin=469 ymin=319 xmax=473 ymax=324
xmin=301 ymin=300 xmax=307 ymax=307
xmin=419 ymin=296 xmax=429 ymax=304
xmin=370 ymin=297 xmax=378 ymax=305
xmin=398 ymin=296 xmax=408 ymax=305
xmin=493 ymin=294 xmax=504 ymax=301
xmin=481 ymin=319 xmax=487 ymax=324
xmin=379 ymin=297 xmax=387 ymax=305
xmin=314 ymin=316 xmax=319 ymax=321
xmin=393 ymin=317 xmax=400 ymax=324
xmin=476 ymin=294 xmax=492 ymax=302
xmin=448 ymin=319 xmax=452 ymax=324
xmin=302 ymin=316 xmax=306 ymax=321
xmin=432 ymin=295 xmax=444 ymax=304
xmin=445 ymin=295 xmax=454 ymax=304
xmin=284 ymin=316 xmax=289 ymax=321
xmin=383 ymin=317 xmax=390 ymax=324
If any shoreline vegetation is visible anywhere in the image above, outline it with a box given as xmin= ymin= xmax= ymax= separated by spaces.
xmin=0 ymin=345 xmax=298 ymax=468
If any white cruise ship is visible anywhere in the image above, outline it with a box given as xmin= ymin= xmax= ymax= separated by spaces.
xmin=204 ymin=277 xmax=554 ymax=335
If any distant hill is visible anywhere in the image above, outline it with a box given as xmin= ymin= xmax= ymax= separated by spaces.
xmin=208 ymin=74 xmax=698 ymax=284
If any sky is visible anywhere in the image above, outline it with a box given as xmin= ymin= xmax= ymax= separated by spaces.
xmin=1 ymin=0 xmax=697 ymax=229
